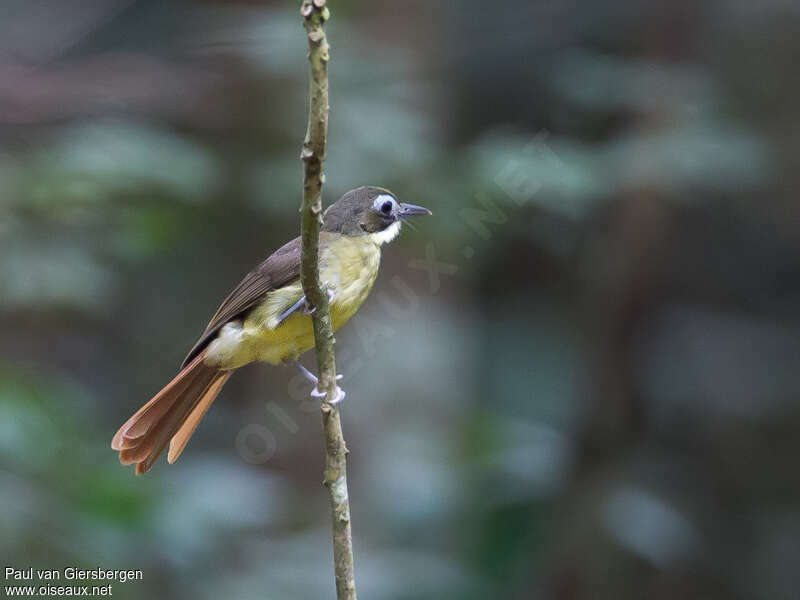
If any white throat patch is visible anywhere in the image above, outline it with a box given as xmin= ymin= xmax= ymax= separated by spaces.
xmin=369 ymin=220 xmax=402 ymax=245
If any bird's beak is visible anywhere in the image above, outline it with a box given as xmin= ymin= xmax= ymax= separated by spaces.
xmin=398 ymin=203 xmax=433 ymax=218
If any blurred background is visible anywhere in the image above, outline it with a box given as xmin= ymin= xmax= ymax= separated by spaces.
xmin=2 ymin=0 xmax=800 ymax=598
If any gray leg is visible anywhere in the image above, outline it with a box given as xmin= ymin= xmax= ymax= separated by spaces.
xmin=294 ymin=362 xmax=345 ymax=404
xmin=277 ymin=295 xmax=312 ymax=326
xmin=276 ymin=288 xmax=336 ymax=327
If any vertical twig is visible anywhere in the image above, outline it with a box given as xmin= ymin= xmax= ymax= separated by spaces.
xmin=298 ymin=2 xmax=357 ymax=599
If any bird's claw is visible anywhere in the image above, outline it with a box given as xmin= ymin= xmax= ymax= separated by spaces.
xmin=310 ymin=383 xmax=346 ymax=404
xmin=295 ymin=362 xmax=345 ymax=404
xmin=304 ymin=288 xmax=334 ymax=315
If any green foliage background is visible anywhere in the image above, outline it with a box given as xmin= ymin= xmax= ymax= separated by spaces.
xmin=2 ymin=1 xmax=800 ymax=599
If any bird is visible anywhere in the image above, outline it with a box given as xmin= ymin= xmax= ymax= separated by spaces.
xmin=111 ymin=186 xmax=431 ymax=474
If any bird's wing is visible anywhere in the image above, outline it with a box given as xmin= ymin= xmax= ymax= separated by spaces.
xmin=181 ymin=235 xmax=310 ymax=368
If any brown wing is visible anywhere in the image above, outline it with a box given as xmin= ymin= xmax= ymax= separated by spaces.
xmin=180 ymin=236 xmax=305 ymax=368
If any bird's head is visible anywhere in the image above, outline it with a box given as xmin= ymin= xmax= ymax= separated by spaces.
xmin=322 ymin=186 xmax=432 ymax=244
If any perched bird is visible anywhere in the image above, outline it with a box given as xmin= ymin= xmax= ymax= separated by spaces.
xmin=111 ymin=186 xmax=431 ymax=474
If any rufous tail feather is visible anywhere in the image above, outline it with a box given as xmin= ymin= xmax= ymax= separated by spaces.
xmin=111 ymin=352 xmax=232 ymax=474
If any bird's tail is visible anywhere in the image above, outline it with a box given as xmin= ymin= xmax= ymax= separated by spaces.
xmin=111 ymin=352 xmax=232 ymax=474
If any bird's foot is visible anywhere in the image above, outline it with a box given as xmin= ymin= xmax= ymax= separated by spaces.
xmin=307 ymin=287 xmax=336 ymax=314
xmin=294 ymin=362 xmax=345 ymax=404
xmin=301 ymin=295 xmax=317 ymax=316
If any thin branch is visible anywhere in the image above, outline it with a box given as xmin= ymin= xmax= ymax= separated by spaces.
xmin=298 ymin=2 xmax=357 ymax=599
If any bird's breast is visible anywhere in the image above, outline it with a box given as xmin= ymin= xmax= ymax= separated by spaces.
xmin=321 ymin=235 xmax=382 ymax=324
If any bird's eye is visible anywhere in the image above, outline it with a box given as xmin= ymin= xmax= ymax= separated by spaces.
xmin=380 ymin=201 xmax=393 ymax=216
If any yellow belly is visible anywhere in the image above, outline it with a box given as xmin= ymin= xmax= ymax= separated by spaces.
xmin=205 ymin=235 xmax=381 ymax=368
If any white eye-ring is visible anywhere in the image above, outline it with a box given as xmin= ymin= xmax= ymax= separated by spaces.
xmin=374 ymin=194 xmax=396 ymax=217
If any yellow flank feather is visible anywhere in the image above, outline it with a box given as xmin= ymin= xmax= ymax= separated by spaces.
xmin=204 ymin=232 xmax=383 ymax=369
